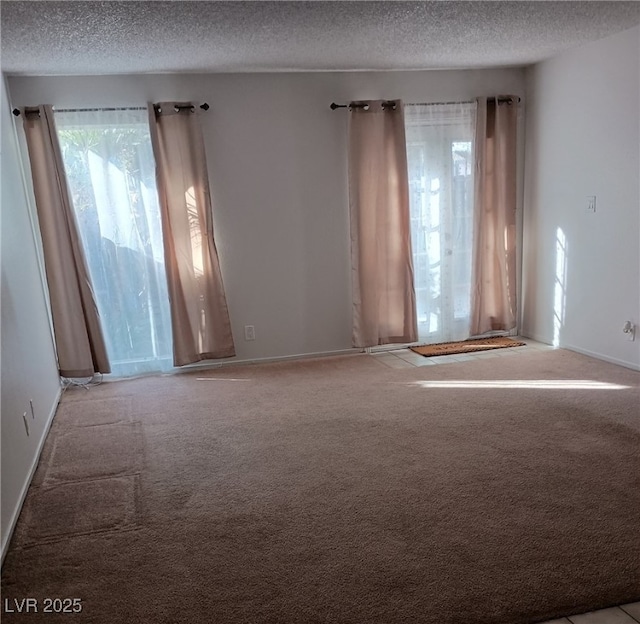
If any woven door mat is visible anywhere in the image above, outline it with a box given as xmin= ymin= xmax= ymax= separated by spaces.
xmin=410 ymin=336 xmax=526 ymax=357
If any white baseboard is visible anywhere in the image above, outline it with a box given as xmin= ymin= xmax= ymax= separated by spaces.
xmin=1 ymin=385 xmax=62 ymax=564
xmin=560 ymin=342 xmax=640 ymax=372
xmin=520 ymin=330 xmax=639 ymax=371
xmin=367 ymin=343 xmax=418 ymax=353
xmin=173 ymin=348 xmax=361 ymax=374
xmin=519 ymin=330 xmax=552 ymax=346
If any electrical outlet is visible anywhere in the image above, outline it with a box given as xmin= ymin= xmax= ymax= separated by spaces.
xmin=623 ymin=321 xmax=636 ymax=342
xmin=244 ymin=325 xmax=256 ymax=341
xmin=22 ymin=412 xmax=30 ymax=437
xmin=30 ymin=399 xmax=35 ymax=419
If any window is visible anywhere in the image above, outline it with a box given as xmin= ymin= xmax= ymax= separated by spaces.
xmin=56 ymin=109 xmax=174 ymax=377
xmin=405 ymin=103 xmax=475 ymax=344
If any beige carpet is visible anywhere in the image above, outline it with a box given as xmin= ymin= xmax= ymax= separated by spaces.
xmin=2 ymin=349 xmax=639 ymax=623
xmin=411 ymin=336 xmax=526 ymax=357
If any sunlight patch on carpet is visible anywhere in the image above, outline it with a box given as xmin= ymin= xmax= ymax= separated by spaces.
xmin=196 ymin=378 xmax=251 ymax=382
xmin=406 ymin=380 xmax=630 ymax=390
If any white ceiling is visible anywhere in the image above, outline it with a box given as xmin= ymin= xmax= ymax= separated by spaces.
xmin=2 ymin=1 xmax=640 ymax=76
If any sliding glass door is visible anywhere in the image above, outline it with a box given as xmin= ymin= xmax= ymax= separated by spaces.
xmin=405 ymin=103 xmax=475 ymax=345
xmin=56 ymin=109 xmax=174 ymax=377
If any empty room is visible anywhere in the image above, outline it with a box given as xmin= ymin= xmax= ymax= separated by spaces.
xmin=1 ymin=2 xmax=639 ymax=623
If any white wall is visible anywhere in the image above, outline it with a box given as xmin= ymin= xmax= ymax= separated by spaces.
xmin=1 ymin=76 xmax=61 ymax=557
xmin=7 ymin=68 xmax=525 ymax=362
xmin=522 ymin=26 xmax=640 ymax=369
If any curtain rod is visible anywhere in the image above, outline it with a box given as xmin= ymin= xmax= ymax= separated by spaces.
xmin=330 ymin=96 xmax=520 ymax=110
xmin=408 ymin=96 xmax=521 ymax=106
xmin=330 ymin=100 xmax=399 ymax=111
xmin=12 ymin=103 xmax=210 ymax=116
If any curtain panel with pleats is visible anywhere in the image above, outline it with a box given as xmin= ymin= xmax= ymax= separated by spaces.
xmin=148 ymin=102 xmax=235 ymax=366
xmin=470 ymin=97 xmax=518 ymax=335
xmin=348 ymin=100 xmax=418 ymax=348
xmin=20 ymin=105 xmax=110 ymax=378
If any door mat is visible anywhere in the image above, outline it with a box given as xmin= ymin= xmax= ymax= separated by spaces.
xmin=410 ymin=336 xmax=526 ymax=357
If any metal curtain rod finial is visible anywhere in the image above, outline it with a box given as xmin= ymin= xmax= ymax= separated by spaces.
xmin=174 ymin=102 xmax=210 ymax=112
xmin=155 ymin=102 xmax=210 ymax=114
xmin=13 ymin=105 xmax=42 ymax=117
xmin=13 ymin=106 xmax=41 ymax=116
xmin=330 ymin=102 xmax=370 ymax=111
xmin=330 ymin=100 xmax=397 ymax=111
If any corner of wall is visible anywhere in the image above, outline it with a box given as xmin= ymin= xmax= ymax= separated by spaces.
xmin=1 ymin=74 xmax=62 ymax=561
xmin=521 ymin=27 xmax=640 ymax=368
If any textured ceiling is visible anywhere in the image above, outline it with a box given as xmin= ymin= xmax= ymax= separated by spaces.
xmin=2 ymin=1 xmax=640 ymax=75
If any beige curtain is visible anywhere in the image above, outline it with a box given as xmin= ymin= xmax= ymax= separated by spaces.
xmin=21 ymin=106 xmax=110 ymax=377
xmin=148 ymin=102 xmax=235 ymax=366
xmin=348 ymin=100 xmax=417 ymax=348
xmin=470 ymin=97 xmax=518 ymax=335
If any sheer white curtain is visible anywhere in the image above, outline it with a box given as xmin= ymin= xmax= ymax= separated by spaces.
xmin=55 ymin=109 xmax=174 ymax=377
xmin=405 ymin=102 xmax=476 ymax=344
